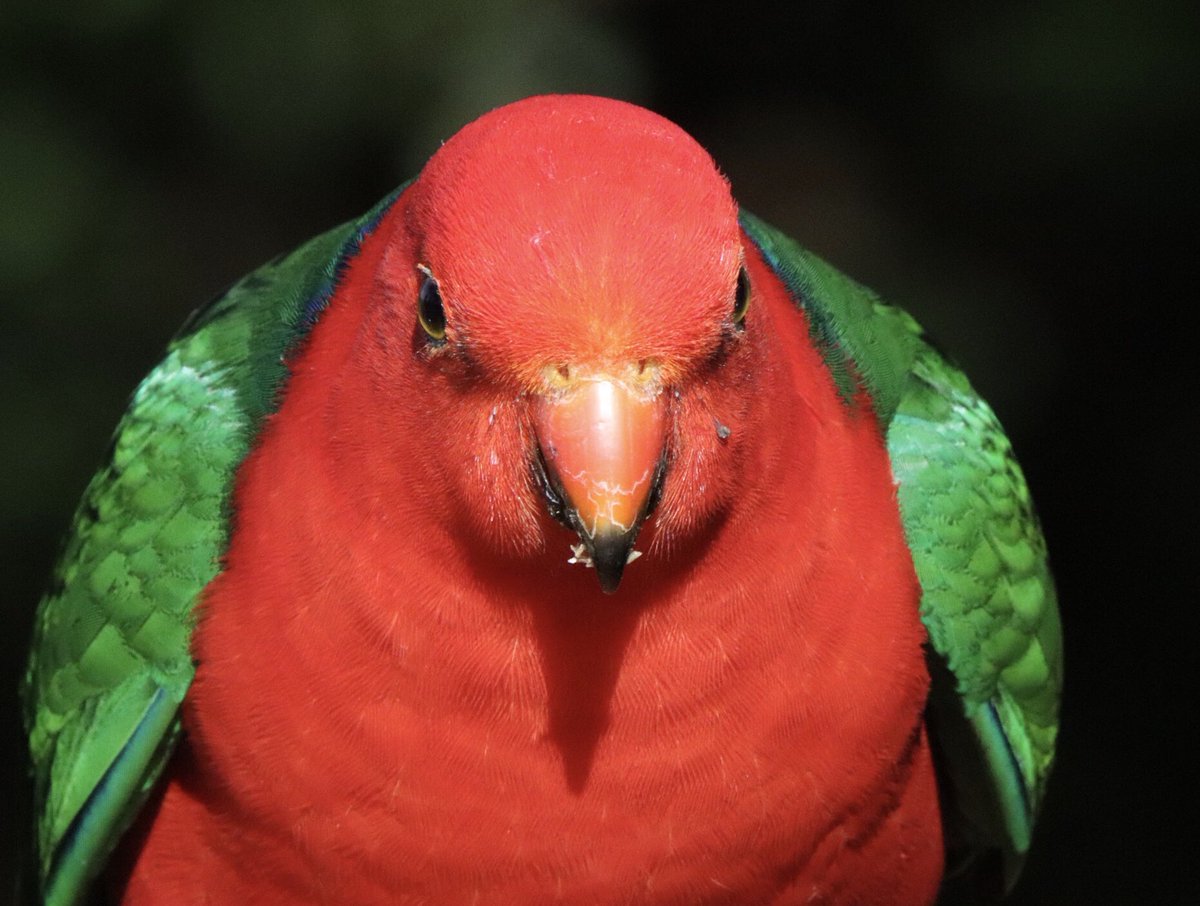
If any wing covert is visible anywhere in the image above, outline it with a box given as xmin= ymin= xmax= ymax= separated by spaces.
xmin=741 ymin=210 xmax=1062 ymax=892
xmin=24 ymin=186 xmax=404 ymax=905
xmin=889 ymin=347 xmax=1061 ymax=886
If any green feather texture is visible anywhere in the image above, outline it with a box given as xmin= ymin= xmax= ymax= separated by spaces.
xmin=22 ymin=188 xmax=404 ymax=906
xmin=24 ymin=193 xmax=1059 ymax=904
xmin=742 ymin=211 xmax=1062 ymax=891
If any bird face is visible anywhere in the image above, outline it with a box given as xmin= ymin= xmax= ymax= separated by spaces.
xmin=388 ymin=96 xmax=752 ymax=592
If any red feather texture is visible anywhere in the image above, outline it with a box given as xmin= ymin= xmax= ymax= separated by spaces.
xmin=408 ymin=95 xmax=741 ymax=385
xmin=117 ymin=96 xmax=942 ymax=904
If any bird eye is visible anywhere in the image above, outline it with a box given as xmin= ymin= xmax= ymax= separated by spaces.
xmin=416 ymin=266 xmax=446 ymax=343
xmin=732 ymin=266 xmax=750 ymax=327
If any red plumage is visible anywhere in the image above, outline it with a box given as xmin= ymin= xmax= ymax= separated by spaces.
xmin=116 ymin=96 xmax=942 ymax=904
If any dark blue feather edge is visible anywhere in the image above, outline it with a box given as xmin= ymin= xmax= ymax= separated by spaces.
xmin=41 ymin=183 xmax=410 ymax=906
xmin=44 ymin=686 xmax=175 ymax=905
xmin=300 ymin=184 xmax=408 ymax=329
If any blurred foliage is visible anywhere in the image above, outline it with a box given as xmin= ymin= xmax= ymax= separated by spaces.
xmin=2 ymin=0 xmax=1195 ymax=901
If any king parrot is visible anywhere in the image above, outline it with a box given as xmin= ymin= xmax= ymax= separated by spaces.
xmin=24 ymin=95 xmax=1061 ymax=905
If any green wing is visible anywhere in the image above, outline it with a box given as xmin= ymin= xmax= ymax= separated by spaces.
xmin=23 ymin=188 xmax=404 ymax=906
xmin=742 ymin=211 xmax=1062 ymax=891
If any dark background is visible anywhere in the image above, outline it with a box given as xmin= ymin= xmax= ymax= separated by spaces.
xmin=2 ymin=1 xmax=1193 ymax=902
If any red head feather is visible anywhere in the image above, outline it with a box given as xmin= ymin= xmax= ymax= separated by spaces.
xmin=122 ymin=96 xmax=941 ymax=904
xmin=404 ymin=95 xmax=742 ymax=386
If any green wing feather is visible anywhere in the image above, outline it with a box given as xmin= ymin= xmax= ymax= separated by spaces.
xmin=23 ymin=188 xmax=403 ymax=906
xmin=742 ymin=211 xmax=1062 ymax=891
xmin=27 ymin=193 xmax=1057 ymax=902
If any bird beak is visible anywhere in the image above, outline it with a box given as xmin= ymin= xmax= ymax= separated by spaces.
xmin=533 ymin=374 xmax=668 ymax=594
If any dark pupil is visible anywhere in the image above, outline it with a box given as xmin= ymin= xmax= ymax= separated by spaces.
xmin=734 ymin=267 xmax=750 ymax=319
xmin=419 ymin=275 xmax=446 ymax=337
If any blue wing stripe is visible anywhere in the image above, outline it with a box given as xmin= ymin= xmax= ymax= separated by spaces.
xmin=301 ymin=184 xmax=408 ymax=328
xmin=44 ymin=686 xmax=177 ymax=906
xmin=976 ymin=700 xmax=1033 ymax=854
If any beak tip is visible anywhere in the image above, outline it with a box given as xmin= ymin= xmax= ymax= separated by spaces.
xmin=590 ymin=530 xmax=633 ymax=594
xmin=598 ymin=575 xmax=623 ymax=595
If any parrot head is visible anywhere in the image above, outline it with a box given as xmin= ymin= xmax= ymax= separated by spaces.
xmin=371 ymin=95 xmax=754 ymax=593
